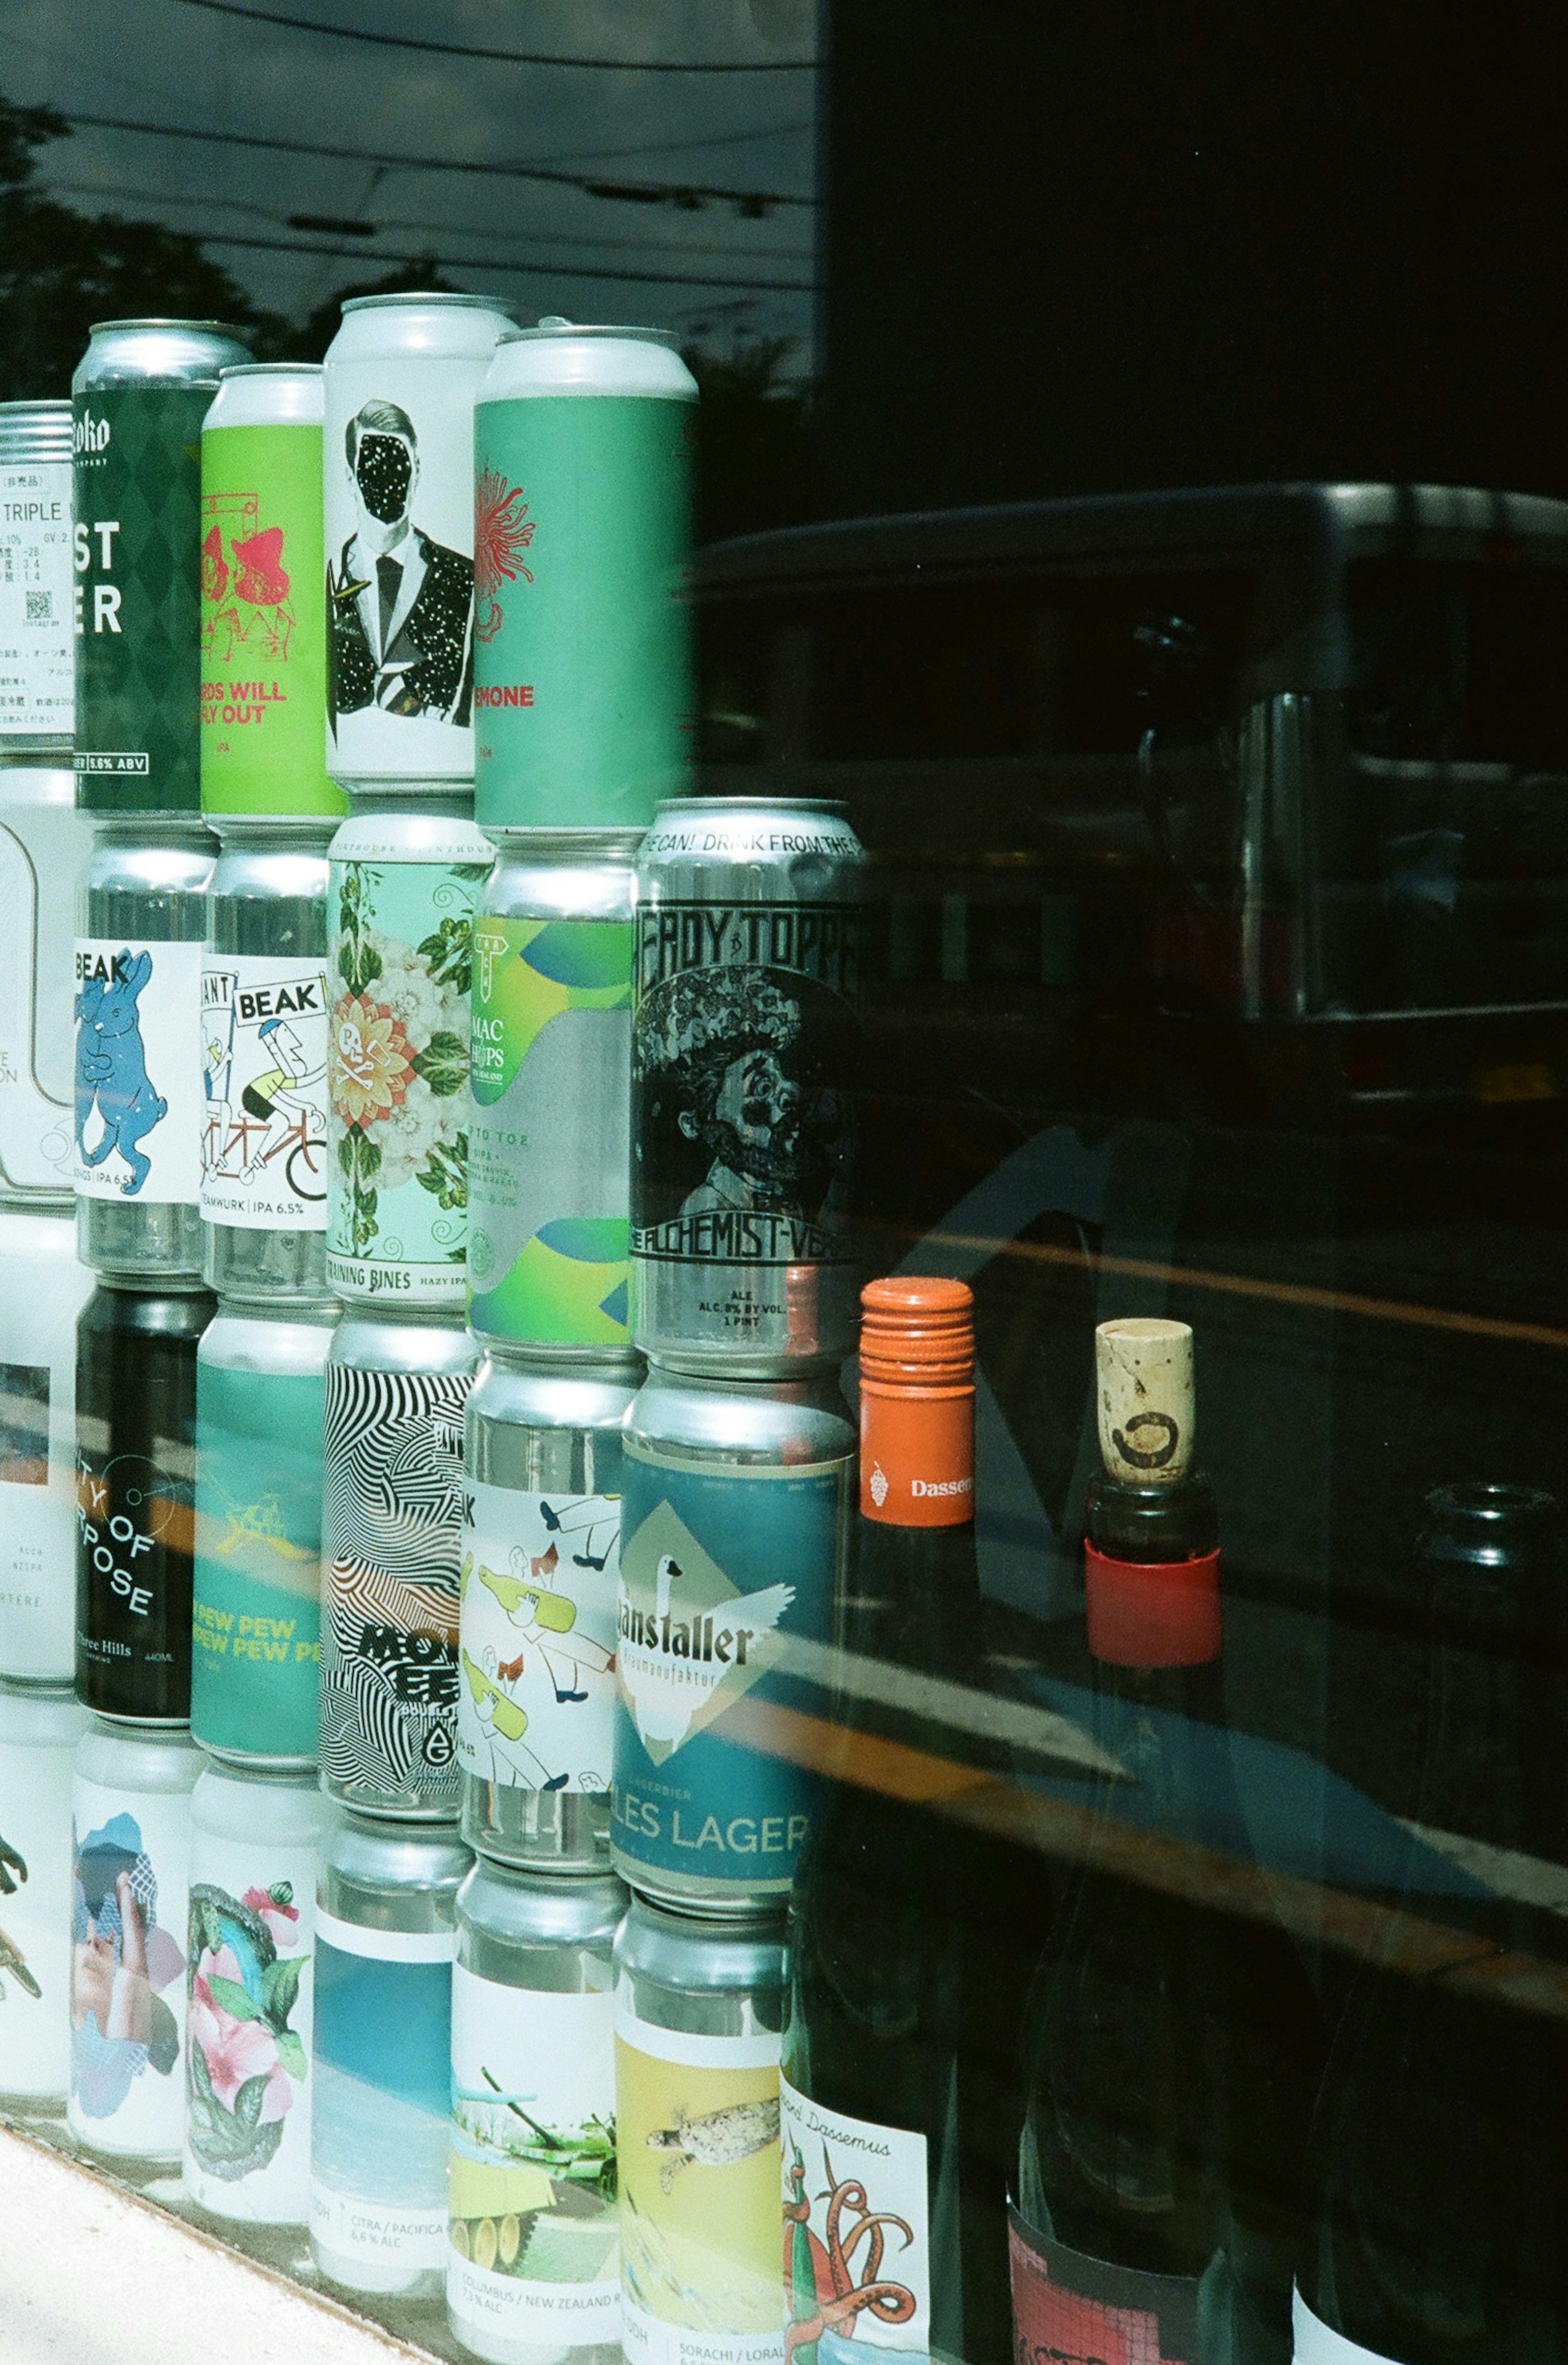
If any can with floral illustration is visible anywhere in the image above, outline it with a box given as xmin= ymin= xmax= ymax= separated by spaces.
xmin=183 ymin=1759 xmax=331 ymax=2225
xmin=325 ymin=793 xmax=493 ymax=1307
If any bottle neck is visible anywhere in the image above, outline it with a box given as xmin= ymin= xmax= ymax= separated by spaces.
xmin=846 ymin=1383 xmax=981 ymax=1678
xmin=1416 ymin=1564 xmax=1530 ymax=1864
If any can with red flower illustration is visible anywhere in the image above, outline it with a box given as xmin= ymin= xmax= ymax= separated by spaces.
xmin=183 ymin=1759 xmax=331 ymax=2225
xmin=325 ymin=794 xmax=494 ymax=1307
xmin=472 ymin=319 xmax=697 ymax=832
xmin=200 ymin=365 xmax=346 ymax=820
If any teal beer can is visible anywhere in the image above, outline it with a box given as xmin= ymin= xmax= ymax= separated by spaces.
xmin=472 ymin=319 xmax=697 ymax=831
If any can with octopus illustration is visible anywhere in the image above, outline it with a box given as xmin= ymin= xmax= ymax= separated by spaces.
xmin=448 ymin=1853 xmax=626 ymax=2365
xmin=0 ymin=1679 xmax=88 ymax=2103
xmin=613 ymin=1891 xmax=785 ymax=2365
xmin=325 ymin=793 xmax=493 ymax=1308
xmin=320 ymin=1310 xmax=477 ymax=1817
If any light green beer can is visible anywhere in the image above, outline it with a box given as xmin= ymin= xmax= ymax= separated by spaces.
xmin=472 ymin=319 xmax=697 ymax=833
xmin=200 ymin=364 xmax=345 ymax=818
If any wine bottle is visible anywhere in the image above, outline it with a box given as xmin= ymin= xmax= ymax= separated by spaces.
xmin=1012 ymin=1317 xmax=1319 ymax=2365
xmin=1296 ymin=1481 xmax=1568 ymax=2365
xmin=783 ymin=1274 xmax=1044 ymax=2365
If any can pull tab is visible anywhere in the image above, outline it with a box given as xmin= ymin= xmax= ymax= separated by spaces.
xmin=536 ymin=315 xmax=575 ymax=330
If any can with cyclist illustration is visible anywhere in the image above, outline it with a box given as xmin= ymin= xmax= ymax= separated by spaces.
xmin=323 ymin=291 xmax=514 ymax=790
xmin=326 ymin=793 xmax=492 ymax=1308
xmin=468 ymin=831 xmax=637 ymax=1355
xmin=0 ymin=399 xmax=74 ymax=751
xmin=73 ymin=317 xmax=252 ymax=814
xmin=191 ymin=1303 xmax=336 ymax=1770
xmin=75 ymin=818 xmax=216 ymax=1280
xmin=460 ymin=1350 xmax=641 ymax=1872
xmin=0 ymin=761 xmax=91 ymax=1197
xmin=0 ymin=1679 xmax=87 ymax=2103
xmin=200 ymin=361 xmax=345 ymax=819
xmin=320 ymin=1311 xmax=477 ymax=1817
xmin=201 ymin=819 xmax=334 ymax=1300
xmin=0 ymin=1200 xmax=95 ymax=1686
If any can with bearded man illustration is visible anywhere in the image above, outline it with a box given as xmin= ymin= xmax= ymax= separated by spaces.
xmin=319 ymin=1311 xmax=477 ymax=1818
xmin=325 ymin=794 xmax=493 ymax=1308
xmin=630 ymin=798 xmax=866 ymax=1376
xmin=323 ymin=292 xmax=514 ymax=790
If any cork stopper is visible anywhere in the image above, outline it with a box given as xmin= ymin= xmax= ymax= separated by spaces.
xmin=1095 ymin=1318 xmax=1194 ymax=1486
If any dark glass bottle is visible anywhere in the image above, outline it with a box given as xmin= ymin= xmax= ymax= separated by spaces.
xmin=1297 ymin=1482 xmax=1568 ymax=2365
xmin=1012 ymin=1317 xmax=1319 ymax=2365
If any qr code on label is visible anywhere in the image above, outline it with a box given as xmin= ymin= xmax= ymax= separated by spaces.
xmin=24 ymin=591 xmax=52 ymax=624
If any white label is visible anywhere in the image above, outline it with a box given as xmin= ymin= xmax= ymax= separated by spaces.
xmin=200 ymin=953 xmax=330 ymax=1229
xmin=310 ymin=2183 xmax=448 ymax=2269
xmin=780 ymin=2076 xmax=930 ymax=2353
xmin=0 ymin=1723 xmax=78 ymax=2097
xmin=314 ymin=1908 xmax=454 ymax=1962
xmin=0 ymin=459 xmax=73 ymax=734
xmin=448 ymin=1967 xmax=620 ymax=2339
xmin=1292 ymin=2289 xmax=1401 ymax=2365
xmin=68 ymin=1769 xmax=192 ymax=2158
xmin=613 ymin=2006 xmax=781 ymax=2074
xmin=622 ymin=2307 xmax=783 ymax=2365
xmin=73 ymin=939 xmax=203 ymax=1203
xmin=459 ymin=1476 xmax=619 ymax=1795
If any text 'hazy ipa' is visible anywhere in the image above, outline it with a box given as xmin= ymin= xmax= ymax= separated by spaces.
xmin=75 ymin=1280 xmax=214 ymax=1724
xmin=73 ymin=318 xmax=251 ymax=814
xmin=327 ymin=796 xmax=492 ymax=1308
xmin=0 ymin=399 xmax=74 ymax=749
xmin=200 ymin=363 xmax=345 ymax=819
xmin=630 ymin=798 xmax=865 ymax=1376
xmin=468 ymin=833 xmax=638 ymax=1355
xmin=323 ymin=292 xmax=513 ymax=789
xmin=320 ymin=1313 xmax=476 ymax=1817
xmin=473 ymin=319 xmax=697 ymax=831
xmin=0 ymin=1202 xmax=95 ymax=1686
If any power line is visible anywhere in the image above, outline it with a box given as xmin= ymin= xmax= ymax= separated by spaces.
xmin=167 ymin=0 xmax=816 ymax=71
xmin=62 ymin=107 xmax=818 ymax=208
xmin=196 ymin=226 xmax=816 ymax=294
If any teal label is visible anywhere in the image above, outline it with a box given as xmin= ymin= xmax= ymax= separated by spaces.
xmin=472 ymin=395 xmax=694 ymax=831
xmin=468 ymin=913 xmax=632 ymax=1346
xmin=611 ymin=1443 xmax=848 ymax=1892
xmin=191 ymin=1357 xmax=325 ymax=1762
xmin=74 ymin=385 xmax=213 ymax=813
xmin=327 ymin=851 xmax=489 ymax=1305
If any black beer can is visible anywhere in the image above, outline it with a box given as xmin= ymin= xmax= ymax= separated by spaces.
xmin=75 ymin=1279 xmax=214 ymax=1722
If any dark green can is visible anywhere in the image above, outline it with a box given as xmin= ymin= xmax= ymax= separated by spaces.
xmin=73 ymin=320 xmax=251 ymax=815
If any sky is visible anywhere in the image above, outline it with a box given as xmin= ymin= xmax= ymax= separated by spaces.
xmin=8 ymin=0 xmax=819 ymax=367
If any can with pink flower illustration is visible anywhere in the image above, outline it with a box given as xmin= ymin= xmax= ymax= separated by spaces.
xmin=183 ymin=1759 xmax=331 ymax=2225
xmin=325 ymin=795 xmax=494 ymax=1307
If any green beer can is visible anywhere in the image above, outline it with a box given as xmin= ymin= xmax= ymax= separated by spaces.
xmin=73 ymin=317 xmax=252 ymax=815
xmin=200 ymin=363 xmax=345 ymax=820
xmin=472 ymin=318 xmax=697 ymax=833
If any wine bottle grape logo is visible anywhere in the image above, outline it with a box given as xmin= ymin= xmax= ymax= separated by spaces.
xmin=617 ymin=1498 xmax=796 ymax=1762
xmin=869 ymin=1461 xmax=889 ymax=1508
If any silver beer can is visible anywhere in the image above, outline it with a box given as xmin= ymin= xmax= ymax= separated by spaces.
xmin=323 ymin=291 xmax=515 ymax=791
xmin=630 ymin=796 xmax=866 ymax=1376
xmin=0 ymin=1198 xmax=95 ymax=1684
xmin=310 ymin=1806 xmax=471 ymax=2297
xmin=468 ymin=830 xmax=639 ymax=1360
xmin=612 ymin=1892 xmax=785 ymax=2363
xmin=448 ymin=1855 xmax=626 ymax=2364
xmin=200 ymin=818 xmax=336 ymax=1299
xmin=460 ymin=1349 xmax=642 ymax=1873
xmin=74 ymin=817 xmax=216 ymax=1278
xmin=0 ymin=401 xmax=74 ymax=751
xmin=320 ymin=1310 xmax=477 ymax=1818
xmin=0 ymin=1677 xmax=87 ymax=2104
xmin=0 ymin=761 xmax=91 ymax=1194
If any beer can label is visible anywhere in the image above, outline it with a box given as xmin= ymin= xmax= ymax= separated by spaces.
xmin=200 ymin=952 xmax=331 ymax=1229
xmin=0 ymin=454 xmax=73 ymax=737
xmin=311 ymin=1909 xmax=454 ymax=2271
xmin=0 ymin=1223 xmax=93 ymax=1684
xmin=611 ymin=1445 xmax=846 ymax=1893
xmin=472 ymin=394 xmax=694 ymax=830
xmin=185 ymin=1848 xmax=318 ymax=2222
xmin=468 ymin=913 xmax=632 ymax=1347
xmin=76 ymin=1388 xmax=198 ymax=1723
xmin=458 ymin=1475 xmax=619 ymax=1797
xmin=200 ymin=421 xmax=344 ymax=817
xmin=448 ymin=1965 xmax=619 ymax=2339
xmin=192 ymin=1358 xmax=325 ymax=1763
xmin=74 ymin=386 xmax=211 ymax=813
xmin=0 ymin=1705 xmax=79 ymax=2098
xmin=781 ymin=2077 xmax=931 ymax=2355
xmin=73 ymin=938 xmax=204 ymax=1205
xmin=320 ymin=1360 xmax=470 ymax=1812
xmin=615 ymin=2009 xmax=782 ymax=2361
xmin=69 ymin=1774 xmax=192 ymax=2157
xmin=0 ymin=789 xmax=92 ymax=1194
xmin=326 ymin=849 xmax=487 ymax=1305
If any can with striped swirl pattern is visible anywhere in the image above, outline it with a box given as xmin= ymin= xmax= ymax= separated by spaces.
xmin=319 ymin=1310 xmax=477 ymax=1818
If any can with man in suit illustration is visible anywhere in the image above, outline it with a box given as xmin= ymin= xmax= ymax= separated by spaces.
xmin=319 ymin=1310 xmax=477 ymax=1819
xmin=322 ymin=291 xmax=514 ymax=791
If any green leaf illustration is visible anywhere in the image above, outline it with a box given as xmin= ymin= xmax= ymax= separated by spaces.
xmin=206 ymin=1973 xmax=265 ymax=2025
xmin=410 ymin=1031 xmax=468 ymax=1097
xmin=276 ymin=2029 xmax=307 ymax=2081
xmin=234 ymin=2072 xmax=268 ymax=2130
xmin=263 ymin=1954 xmax=303 ymax=2023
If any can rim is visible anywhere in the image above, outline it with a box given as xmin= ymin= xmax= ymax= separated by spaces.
xmin=217 ymin=361 xmax=323 ymax=379
xmin=340 ymin=291 xmax=512 ymax=314
xmin=86 ymin=317 xmax=251 ymax=337
xmin=500 ymin=316 xmax=675 ymax=347
xmin=648 ymin=794 xmax=851 ymax=816
xmin=0 ymin=398 xmax=71 ymax=415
